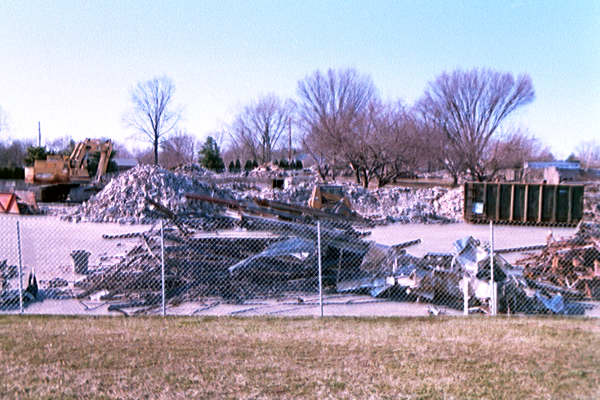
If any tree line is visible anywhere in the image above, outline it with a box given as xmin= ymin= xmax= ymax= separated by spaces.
xmin=120 ymin=68 xmax=553 ymax=185
xmin=2 ymin=67 xmax=600 ymax=184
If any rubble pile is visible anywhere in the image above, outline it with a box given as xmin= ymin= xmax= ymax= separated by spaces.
xmin=62 ymin=165 xmax=233 ymax=224
xmin=347 ymin=186 xmax=463 ymax=223
xmin=262 ymin=181 xmax=314 ymax=205
xmin=72 ymin=209 xmax=370 ymax=314
xmin=516 ymin=222 xmax=600 ymax=299
xmin=259 ymin=184 xmax=463 ymax=224
xmin=61 ymin=162 xmax=464 ymax=225
xmin=173 ymin=163 xmax=216 ymax=177
xmin=68 ymin=215 xmax=600 ymax=315
xmin=8 ymin=184 xmax=600 ymax=315
xmin=176 ymin=163 xmax=464 ymax=223
xmin=584 ymin=183 xmax=600 ymax=222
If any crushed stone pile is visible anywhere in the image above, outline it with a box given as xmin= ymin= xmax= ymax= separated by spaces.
xmin=61 ymin=165 xmax=233 ymax=224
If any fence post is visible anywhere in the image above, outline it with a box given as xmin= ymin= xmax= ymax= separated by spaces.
xmin=16 ymin=220 xmax=24 ymax=314
xmin=490 ymin=221 xmax=497 ymax=316
xmin=317 ymin=220 xmax=323 ymax=318
xmin=463 ymin=277 xmax=469 ymax=315
xmin=160 ymin=219 xmax=166 ymax=317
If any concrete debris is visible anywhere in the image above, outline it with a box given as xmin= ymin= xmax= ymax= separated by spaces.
xmin=583 ymin=183 xmax=600 ymax=223
xmin=347 ymin=186 xmax=463 ymax=224
xmin=269 ymin=184 xmax=463 ymax=224
xmin=51 ymin=163 xmax=464 ymax=225
xmin=60 ymin=165 xmax=234 ymax=224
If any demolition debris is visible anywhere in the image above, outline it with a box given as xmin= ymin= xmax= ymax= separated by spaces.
xmin=8 ymin=185 xmax=593 ymax=315
xmin=3 ymin=164 xmax=598 ymax=315
xmin=55 ymin=164 xmax=465 ymax=225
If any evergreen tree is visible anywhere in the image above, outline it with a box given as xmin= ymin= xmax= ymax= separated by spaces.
xmin=566 ymin=153 xmax=580 ymax=163
xmin=252 ymin=159 xmax=258 ymax=169
xmin=244 ymin=159 xmax=253 ymax=172
xmin=24 ymin=146 xmax=47 ymax=167
xmin=87 ymin=150 xmax=118 ymax=177
xmin=279 ymin=159 xmax=289 ymax=169
xmin=228 ymin=160 xmax=235 ymax=172
xmin=198 ymin=136 xmax=225 ymax=172
xmin=295 ymin=159 xmax=303 ymax=169
xmin=235 ymin=159 xmax=241 ymax=172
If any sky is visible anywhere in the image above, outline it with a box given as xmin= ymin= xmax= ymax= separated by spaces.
xmin=0 ymin=0 xmax=598 ymax=158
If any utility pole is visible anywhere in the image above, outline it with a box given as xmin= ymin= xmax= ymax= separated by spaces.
xmin=288 ymin=117 xmax=292 ymax=163
xmin=38 ymin=121 xmax=41 ymax=147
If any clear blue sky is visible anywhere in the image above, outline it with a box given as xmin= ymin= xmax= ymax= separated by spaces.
xmin=0 ymin=0 xmax=598 ymax=158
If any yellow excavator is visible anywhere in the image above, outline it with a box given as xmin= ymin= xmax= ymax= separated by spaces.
xmin=24 ymin=139 xmax=113 ymax=202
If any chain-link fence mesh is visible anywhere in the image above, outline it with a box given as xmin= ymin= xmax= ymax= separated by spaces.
xmin=1 ymin=211 xmax=599 ymax=317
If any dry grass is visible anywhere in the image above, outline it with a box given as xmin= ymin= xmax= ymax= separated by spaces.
xmin=1 ymin=316 xmax=599 ymax=399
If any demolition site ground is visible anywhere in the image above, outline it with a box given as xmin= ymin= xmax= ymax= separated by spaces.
xmin=2 ymin=164 xmax=600 ymax=317
xmin=1 ymin=316 xmax=598 ymax=399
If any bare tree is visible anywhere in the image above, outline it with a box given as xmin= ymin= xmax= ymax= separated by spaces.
xmin=493 ymin=130 xmax=554 ymax=170
xmin=575 ymin=140 xmax=600 ymax=168
xmin=351 ymin=102 xmax=423 ymax=188
xmin=160 ymin=130 xmax=197 ymax=168
xmin=124 ymin=76 xmax=180 ymax=165
xmin=111 ymin=141 xmax=135 ymax=159
xmin=0 ymin=139 xmax=30 ymax=167
xmin=296 ymin=68 xmax=377 ymax=181
xmin=230 ymin=94 xmax=291 ymax=164
xmin=417 ymin=68 xmax=535 ymax=182
xmin=133 ymin=147 xmax=155 ymax=165
xmin=46 ymin=135 xmax=76 ymax=155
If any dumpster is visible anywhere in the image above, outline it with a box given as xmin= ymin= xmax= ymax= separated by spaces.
xmin=464 ymin=182 xmax=584 ymax=226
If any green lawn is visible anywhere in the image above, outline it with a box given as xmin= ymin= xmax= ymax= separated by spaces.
xmin=1 ymin=316 xmax=599 ymax=399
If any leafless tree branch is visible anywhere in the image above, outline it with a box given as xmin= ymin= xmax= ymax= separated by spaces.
xmin=123 ymin=76 xmax=181 ymax=165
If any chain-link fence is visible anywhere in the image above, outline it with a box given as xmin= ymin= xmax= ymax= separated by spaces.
xmin=1 ymin=214 xmax=599 ymax=317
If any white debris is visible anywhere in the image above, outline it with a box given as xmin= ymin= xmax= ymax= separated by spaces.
xmin=61 ymin=165 xmax=233 ymax=224
xmin=58 ymin=163 xmax=465 ymax=225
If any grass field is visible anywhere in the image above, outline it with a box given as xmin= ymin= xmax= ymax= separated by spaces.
xmin=1 ymin=316 xmax=599 ymax=399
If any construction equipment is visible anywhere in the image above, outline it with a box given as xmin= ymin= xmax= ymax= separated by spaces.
xmin=308 ymin=184 xmax=353 ymax=216
xmin=24 ymin=139 xmax=113 ymax=202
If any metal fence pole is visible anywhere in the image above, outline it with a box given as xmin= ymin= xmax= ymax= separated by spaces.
xmin=490 ymin=221 xmax=497 ymax=316
xmin=16 ymin=220 xmax=24 ymax=314
xmin=160 ymin=219 xmax=166 ymax=317
xmin=317 ymin=220 xmax=323 ymax=318
xmin=463 ymin=278 xmax=469 ymax=316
